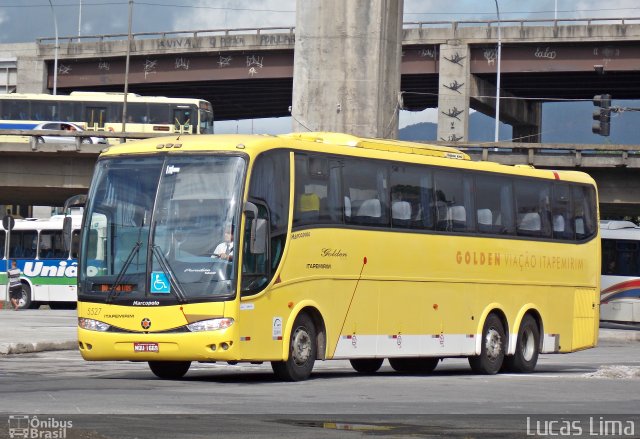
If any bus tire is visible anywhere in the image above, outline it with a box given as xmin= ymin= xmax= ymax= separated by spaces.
xmin=389 ymin=357 xmax=439 ymax=374
xmin=148 ymin=361 xmax=191 ymax=379
xmin=271 ymin=313 xmax=316 ymax=381
xmin=469 ymin=313 xmax=505 ymax=375
xmin=502 ymin=315 xmax=540 ymax=373
xmin=17 ymin=282 xmax=32 ymax=310
xmin=350 ymin=358 xmax=384 ymax=374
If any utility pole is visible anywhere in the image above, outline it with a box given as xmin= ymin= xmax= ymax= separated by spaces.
xmin=48 ymin=0 xmax=59 ymax=95
xmin=121 ymin=0 xmax=134 ymax=134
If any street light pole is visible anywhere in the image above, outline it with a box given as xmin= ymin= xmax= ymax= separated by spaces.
xmin=122 ymin=0 xmax=134 ymax=133
xmin=78 ymin=0 xmax=83 ymax=38
xmin=493 ymin=0 xmax=502 ymax=142
xmin=48 ymin=0 xmax=59 ymax=95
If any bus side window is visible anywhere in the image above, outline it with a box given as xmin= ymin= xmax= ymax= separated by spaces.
xmin=573 ymin=185 xmax=597 ymax=240
xmin=343 ymin=158 xmax=389 ymax=227
xmin=515 ymin=179 xmax=551 ymax=238
xmin=552 ymin=184 xmax=573 ymax=240
xmin=294 ymin=154 xmax=342 ymax=226
xmin=390 ymin=164 xmax=433 ymax=230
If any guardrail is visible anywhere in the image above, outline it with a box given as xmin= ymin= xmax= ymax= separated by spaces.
xmin=433 ymin=141 xmax=640 ymax=168
xmin=0 ymin=129 xmax=175 ymax=151
xmin=36 ymin=26 xmax=296 ymax=45
xmin=35 ymin=17 xmax=640 ymax=45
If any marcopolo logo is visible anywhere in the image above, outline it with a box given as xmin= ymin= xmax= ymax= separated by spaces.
xmin=22 ymin=261 xmax=77 ymax=279
xmin=7 ymin=415 xmax=72 ymax=438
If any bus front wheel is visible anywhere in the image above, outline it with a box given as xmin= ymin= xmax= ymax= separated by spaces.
xmin=469 ymin=313 xmax=506 ymax=375
xmin=271 ymin=313 xmax=317 ymax=381
xmin=350 ymin=358 xmax=384 ymax=374
xmin=148 ymin=361 xmax=191 ymax=379
xmin=502 ymin=315 xmax=540 ymax=373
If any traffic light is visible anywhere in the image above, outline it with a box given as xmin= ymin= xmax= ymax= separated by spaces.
xmin=592 ymin=94 xmax=611 ymax=136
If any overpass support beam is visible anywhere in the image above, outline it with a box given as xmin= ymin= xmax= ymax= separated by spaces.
xmin=470 ymin=75 xmax=542 ymax=142
xmin=292 ymin=0 xmax=403 ymax=138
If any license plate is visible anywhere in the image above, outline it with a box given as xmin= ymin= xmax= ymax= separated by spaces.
xmin=133 ymin=342 xmax=159 ymax=353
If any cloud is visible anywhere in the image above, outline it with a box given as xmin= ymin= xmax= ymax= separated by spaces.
xmin=172 ymin=0 xmax=296 ymax=32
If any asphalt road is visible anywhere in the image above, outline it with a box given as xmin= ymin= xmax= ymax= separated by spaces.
xmin=0 ymin=341 xmax=638 ymax=438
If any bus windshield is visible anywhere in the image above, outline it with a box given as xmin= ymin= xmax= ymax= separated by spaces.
xmin=79 ymin=154 xmax=246 ymax=304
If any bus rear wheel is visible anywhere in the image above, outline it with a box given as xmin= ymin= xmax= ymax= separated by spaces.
xmin=271 ymin=313 xmax=317 ymax=381
xmin=389 ymin=357 xmax=439 ymax=374
xmin=350 ymin=358 xmax=384 ymax=374
xmin=148 ymin=361 xmax=191 ymax=379
xmin=469 ymin=313 xmax=505 ymax=375
xmin=502 ymin=315 xmax=540 ymax=373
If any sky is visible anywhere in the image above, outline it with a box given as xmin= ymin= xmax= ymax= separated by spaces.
xmin=1 ymin=0 xmax=639 ymax=134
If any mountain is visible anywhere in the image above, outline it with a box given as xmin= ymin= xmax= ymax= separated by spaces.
xmin=399 ymin=101 xmax=640 ymax=144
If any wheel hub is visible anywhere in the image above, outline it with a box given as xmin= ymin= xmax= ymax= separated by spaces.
xmin=521 ymin=327 xmax=535 ymax=361
xmin=291 ymin=328 xmax=311 ymax=366
xmin=485 ymin=328 xmax=503 ymax=361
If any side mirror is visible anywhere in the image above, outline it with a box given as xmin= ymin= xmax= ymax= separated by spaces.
xmin=250 ymin=218 xmax=267 ymax=254
xmin=244 ymin=201 xmax=267 ymax=255
xmin=63 ymin=194 xmax=87 ymax=214
xmin=63 ymin=216 xmax=73 ymax=252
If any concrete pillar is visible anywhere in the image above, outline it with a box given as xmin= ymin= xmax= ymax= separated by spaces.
xmin=470 ymin=75 xmax=542 ymax=143
xmin=512 ymin=102 xmax=542 ymax=143
xmin=292 ymin=0 xmax=403 ymax=138
xmin=437 ymin=43 xmax=471 ymax=142
xmin=16 ymin=57 xmax=48 ymax=94
xmin=0 ymin=43 xmax=47 ymax=94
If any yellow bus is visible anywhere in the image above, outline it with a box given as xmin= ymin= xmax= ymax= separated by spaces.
xmin=76 ymin=132 xmax=600 ymax=381
xmin=0 ymin=91 xmax=213 ymax=138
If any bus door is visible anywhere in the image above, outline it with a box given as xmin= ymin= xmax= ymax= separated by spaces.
xmin=173 ymin=107 xmax=193 ymax=134
xmin=86 ymin=106 xmax=107 ymax=131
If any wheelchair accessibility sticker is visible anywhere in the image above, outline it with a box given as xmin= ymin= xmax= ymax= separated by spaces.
xmin=150 ymin=272 xmax=170 ymax=293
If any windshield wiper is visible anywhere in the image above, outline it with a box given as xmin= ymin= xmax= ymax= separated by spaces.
xmin=152 ymin=245 xmax=189 ymax=304
xmin=106 ymin=241 xmax=142 ymax=304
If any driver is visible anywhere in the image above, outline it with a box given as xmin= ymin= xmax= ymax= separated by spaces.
xmin=212 ymin=226 xmax=233 ymax=261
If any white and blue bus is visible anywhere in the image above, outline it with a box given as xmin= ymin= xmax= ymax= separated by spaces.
xmin=1 ymin=215 xmax=82 ymax=309
xmin=600 ymin=220 xmax=640 ymax=325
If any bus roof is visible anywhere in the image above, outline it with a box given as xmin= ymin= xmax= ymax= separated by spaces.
xmin=0 ymin=92 xmax=206 ymax=105
xmin=100 ymin=132 xmax=597 ymax=186
xmin=0 ymin=215 xmax=82 ymax=232
xmin=280 ymin=132 xmax=470 ymax=160
xmin=600 ymin=220 xmax=640 ymax=240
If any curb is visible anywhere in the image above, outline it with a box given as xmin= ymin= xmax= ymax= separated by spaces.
xmin=0 ymin=340 xmax=76 ymax=355
xmin=598 ymin=332 xmax=640 ymax=343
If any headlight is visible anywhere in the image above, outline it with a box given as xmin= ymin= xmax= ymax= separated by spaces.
xmin=187 ymin=318 xmax=234 ymax=332
xmin=78 ymin=318 xmax=111 ymax=332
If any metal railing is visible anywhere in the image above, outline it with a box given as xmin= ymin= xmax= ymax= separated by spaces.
xmin=35 ymin=17 xmax=640 ymax=45
xmin=36 ymin=26 xmax=296 ymax=45
xmin=0 ymin=129 xmax=171 ymax=151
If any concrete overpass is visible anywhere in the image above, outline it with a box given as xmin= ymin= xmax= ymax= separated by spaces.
xmin=2 ymin=17 xmax=640 ymax=214
xmin=2 ymin=17 xmax=640 ymax=136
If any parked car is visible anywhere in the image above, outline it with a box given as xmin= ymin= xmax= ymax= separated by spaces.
xmin=32 ymin=122 xmax=107 ymax=144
